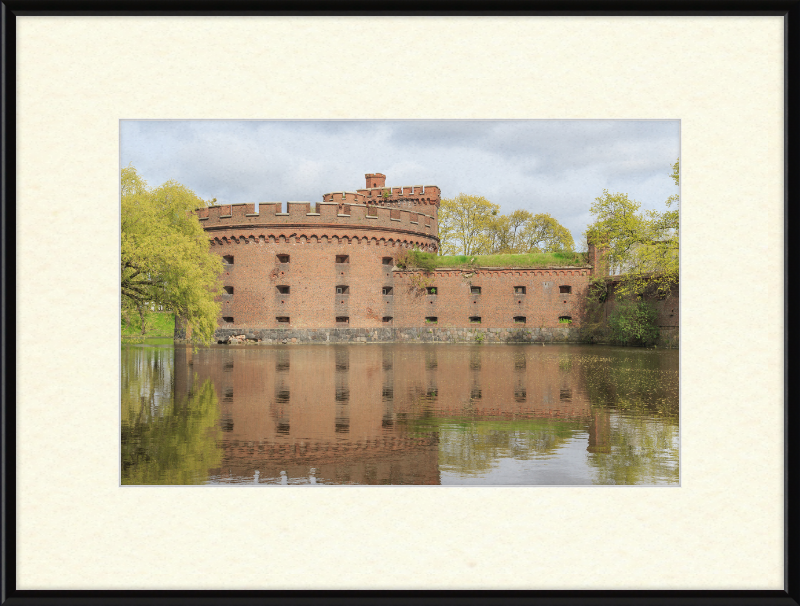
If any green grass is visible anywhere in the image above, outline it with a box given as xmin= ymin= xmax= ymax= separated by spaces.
xmin=397 ymin=250 xmax=588 ymax=271
xmin=122 ymin=310 xmax=175 ymax=338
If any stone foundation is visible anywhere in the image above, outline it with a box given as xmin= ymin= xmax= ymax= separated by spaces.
xmin=175 ymin=325 xmax=584 ymax=345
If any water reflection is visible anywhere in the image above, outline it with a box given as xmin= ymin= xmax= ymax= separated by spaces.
xmin=121 ymin=343 xmax=678 ymax=485
xmin=121 ymin=346 xmax=223 ymax=484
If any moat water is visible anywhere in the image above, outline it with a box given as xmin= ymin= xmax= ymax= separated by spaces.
xmin=121 ymin=341 xmax=679 ymax=485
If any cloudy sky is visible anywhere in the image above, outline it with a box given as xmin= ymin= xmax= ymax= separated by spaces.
xmin=120 ymin=120 xmax=679 ymax=249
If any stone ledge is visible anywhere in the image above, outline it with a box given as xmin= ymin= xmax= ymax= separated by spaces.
xmin=174 ymin=325 xmax=588 ymax=346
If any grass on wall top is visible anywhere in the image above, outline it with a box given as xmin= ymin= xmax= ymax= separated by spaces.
xmin=397 ymin=250 xmax=588 ymax=271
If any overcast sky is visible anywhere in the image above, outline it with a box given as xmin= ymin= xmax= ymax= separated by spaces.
xmin=120 ymin=120 xmax=679 ymax=249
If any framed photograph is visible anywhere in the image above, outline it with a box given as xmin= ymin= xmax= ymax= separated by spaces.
xmin=5 ymin=5 xmax=791 ymax=603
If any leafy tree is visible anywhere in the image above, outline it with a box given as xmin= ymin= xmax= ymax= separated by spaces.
xmin=486 ymin=210 xmax=574 ymax=254
xmin=438 ymin=193 xmax=500 ymax=255
xmin=585 ymin=160 xmax=679 ymax=299
xmin=519 ymin=213 xmax=575 ymax=253
xmin=607 ymin=299 xmax=660 ymax=346
xmin=121 ymin=166 xmax=223 ymax=343
xmin=486 ymin=209 xmax=532 ymax=253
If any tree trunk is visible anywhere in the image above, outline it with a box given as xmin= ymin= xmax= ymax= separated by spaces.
xmin=138 ymin=305 xmax=148 ymax=336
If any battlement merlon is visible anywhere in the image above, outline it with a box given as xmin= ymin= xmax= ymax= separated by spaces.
xmin=194 ymin=201 xmax=439 ymax=236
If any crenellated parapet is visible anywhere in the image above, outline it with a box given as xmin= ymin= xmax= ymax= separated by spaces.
xmin=321 ymin=174 xmax=440 ymax=213
xmin=196 ymin=200 xmax=439 ymax=253
xmin=198 ymin=201 xmax=435 ymax=234
xmin=321 ymin=185 xmax=441 ymax=208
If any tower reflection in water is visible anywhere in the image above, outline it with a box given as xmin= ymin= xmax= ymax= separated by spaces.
xmin=152 ymin=343 xmax=679 ymax=485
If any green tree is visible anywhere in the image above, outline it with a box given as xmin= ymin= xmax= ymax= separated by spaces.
xmin=607 ymin=299 xmax=660 ymax=346
xmin=438 ymin=193 xmax=500 ymax=255
xmin=486 ymin=209 xmax=531 ymax=253
xmin=485 ymin=210 xmax=574 ymax=254
xmin=585 ymin=160 xmax=679 ymax=299
xmin=121 ymin=166 xmax=223 ymax=343
xmin=519 ymin=213 xmax=575 ymax=253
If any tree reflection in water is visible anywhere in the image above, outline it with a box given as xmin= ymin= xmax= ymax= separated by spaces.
xmin=121 ymin=346 xmax=222 ymax=484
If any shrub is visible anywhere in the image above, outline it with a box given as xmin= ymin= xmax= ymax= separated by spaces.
xmin=607 ymin=299 xmax=660 ymax=346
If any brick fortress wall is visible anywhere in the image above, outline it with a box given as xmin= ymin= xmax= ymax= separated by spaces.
xmin=189 ymin=173 xmax=595 ymax=336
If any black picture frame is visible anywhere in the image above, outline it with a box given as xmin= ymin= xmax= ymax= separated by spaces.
xmin=2 ymin=2 xmax=795 ymax=604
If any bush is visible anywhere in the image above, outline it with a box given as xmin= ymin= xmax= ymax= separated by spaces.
xmin=607 ymin=299 xmax=660 ymax=346
xmin=395 ymin=249 xmax=440 ymax=271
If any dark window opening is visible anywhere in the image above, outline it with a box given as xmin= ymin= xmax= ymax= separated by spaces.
xmin=223 ymin=286 xmax=234 ymax=295
xmin=559 ymin=285 xmax=572 ymax=294
xmin=277 ymin=285 xmax=290 ymax=294
xmin=560 ymin=389 xmax=573 ymax=400
xmin=276 ymin=423 xmax=290 ymax=435
xmin=222 ymin=316 xmax=234 ymax=323
xmin=275 ymin=389 xmax=290 ymax=404
xmin=514 ymin=357 xmax=526 ymax=370
xmin=514 ymin=388 xmax=527 ymax=403
xmin=336 ymin=316 xmax=349 ymax=324
xmin=276 ymin=359 xmax=289 ymax=372
xmin=514 ymin=316 xmax=526 ymax=324
xmin=277 ymin=254 xmax=290 ymax=263
xmin=514 ymin=286 xmax=526 ymax=295
xmin=382 ymin=257 xmax=393 ymax=265
xmin=470 ymin=388 xmax=482 ymax=400
xmin=382 ymin=316 xmax=393 ymax=323
xmin=471 ymin=286 xmax=481 ymax=295
xmin=382 ymin=387 xmax=393 ymax=401
xmin=335 ymin=255 xmax=349 ymax=263
xmin=276 ymin=316 xmax=290 ymax=323
xmin=382 ymin=287 xmax=393 ymax=295
xmin=426 ymin=287 xmax=437 ymax=295
xmin=469 ymin=316 xmax=481 ymax=323
xmin=425 ymin=357 xmax=437 ymax=370
xmin=559 ymin=316 xmax=573 ymax=324
xmin=221 ymin=416 xmax=234 ymax=432
xmin=383 ymin=359 xmax=392 ymax=371
xmin=425 ymin=317 xmax=438 ymax=324
xmin=336 ymin=286 xmax=349 ymax=294
xmin=335 ymin=387 xmax=350 ymax=402
xmin=335 ymin=422 xmax=350 ymax=434
xmin=222 ymin=255 xmax=234 ymax=264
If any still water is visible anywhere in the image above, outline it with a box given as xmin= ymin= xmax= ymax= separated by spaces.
xmin=121 ymin=342 xmax=678 ymax=485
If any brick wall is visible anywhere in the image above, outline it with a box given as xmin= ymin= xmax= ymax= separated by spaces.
xmin=191 ymin=174 xmax=600 ymax=336
xmin=207 ymin=231 xmax=591 ymax=331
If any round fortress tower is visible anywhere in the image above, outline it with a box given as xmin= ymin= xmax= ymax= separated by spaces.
xmin=198 ymin=173 xmax=441 ymax=330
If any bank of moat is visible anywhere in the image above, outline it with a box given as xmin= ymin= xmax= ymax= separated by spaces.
xmin=181 ymin=173 xmax=613 ymax=341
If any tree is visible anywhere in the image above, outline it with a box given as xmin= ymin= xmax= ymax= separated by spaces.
xmin=485 ymin=209 xmax=531 ymax=253
xmin=485 ymin=210 xmax=574 ymax=254
xmin=121 ymin=166 xmax=223 ymax=343
xmin=438 ymin=193 xmax=500 ymax=255
xmin=519 ymin=213 xmax=575 ymax=253
xmin=585 ymin=160 xmax=679 ymax=299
